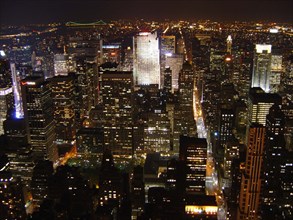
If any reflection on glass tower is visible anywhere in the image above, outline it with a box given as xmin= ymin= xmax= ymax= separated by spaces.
xmin=10 ymin=63 xmax=24 ymax=118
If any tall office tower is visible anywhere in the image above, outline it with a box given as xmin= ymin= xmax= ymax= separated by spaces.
xmin=4 ymin=113 xmax=33 ymax=187
xmin=0 ymin=169 xmax=27 ymax=220
xmin=234 ymin=62 xmax=251 ymax=98
xmin=67 ymin=36 xmax=103 ymax=69
xmin=67 ymin=36 xmax=101 ymax=120
xmin=261 ymin=104 xmax=285 ymax=218
xmin=53 ymin=54 xmax=69 ymax=76
xmin=74 ymin=58 xmax=98 ymax=125
xmin=217 ymin=108 xmax=234 ymax=160
xmin=21 ymin=77 xmax=58 ymax=162
xmin=238 ymin=124 xmax=265 ymax=220
xmin=269 ymin=54 xmax=283 ymax=93
xmin=48 ymin=75 xmax=76 ymax=145
xmin=247 ymin=87 xmax=282 ymax=127
xmin=144 ymin=109 xmax=171 ymax=152
xmin=131 ymin=165 xmax=145 ymax=219
xmin=223 ymin=137 xmax=240 ymax=188
xmin=251 ymin=44 xmax=272 ymax=93
xmin=210 ymin=50 xmax=226 ymax=72
xmin=3 ymin=114 xmax=28 ymax=148
xmin=102 ymin=43 xmax=121 ymax=63
xmin=0 ymin=87 xmax=13 ymax=134
xmin=101 ymin=71 xmax=133 ymax=160
xmin=227 ymin=35 xmax=232 ymax=54
xmin=120 ymin=46 xmax=133 ymax=71
xmin=30 ymin=160 xmax=54 ymax=209
xmin=163 ymin=67 xmax=172 ymax=94
xmin=160 ymin=35 xmax=176 ymax=86
xmin=133 ymin=32 xmax=160 ymax=86
xmin=166 ymin=54 xmax=184 ymax=91
xmin=279 ymin=151 xmax=293 ymax=219
xmin=178 ymin=62 xmax=197 ymax=137
xmin=10 ymin=63 xmax=24 ymax=118
xmin=179 ymin=136 xmax=207 ymax=194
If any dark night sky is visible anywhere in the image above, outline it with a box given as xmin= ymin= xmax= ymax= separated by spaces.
xmin=0 ymin=0 xmax=292 ymax=25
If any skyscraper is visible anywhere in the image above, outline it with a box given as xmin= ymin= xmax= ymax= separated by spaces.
xmin=247 ymin=87 xmax=282 ymax=127
xmin=179 ymin=136 xmax=207 ymax=194
xmin=53 ymin=54 xmax=69 ymax=76
xmin=166 ymin=54 xmax=184 ymax=91
xmin=144 ymin=109 xmax=171 ymax=153
xmin=238 ymin=124 xmax=265 ymax=220
xmin=0 ymin=87 xmax=13 ymax=134
xmin=178 ymin=61 xmax=197 ymax=137
xmin=101 ymin=71 xmax=133 ymax=160
xmin=48 ymin=75 xmax=76 ymax=145
xmin=133 ymin=32 xmax=160 ymax=86
xmin=262 ymin=104 xmax=286 ymax=218
xmin=21 ymin=76 xmax=58 ymax=162
xmin=251 ymin=44 xmax=272 ymax=93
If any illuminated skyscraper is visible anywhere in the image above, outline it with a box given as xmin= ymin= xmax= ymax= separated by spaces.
xmin=144 ymin=109 xmax=171 ymax=152
xmin=21 ymin=77 xmax=58 ymax=162
xmin=238 ymin=124 xmax=265 ymax=220
xmin=251 ymin=44 xmax=272 ymax=93
xmin=101 ymin=71 xmax=133 ymax=160
xmin=133 ymin=32 xmax=160 ymax=86
xmin=48 ymin=75 xmax=76 ymax=145
xmin=247 ymin=87 xmax=281 ymax=127
xmin=270 ymin=54 xmax=283 ymax=93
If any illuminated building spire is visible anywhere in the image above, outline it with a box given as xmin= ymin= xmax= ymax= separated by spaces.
xmin=227 ymin=35 xmax=232 ymax=54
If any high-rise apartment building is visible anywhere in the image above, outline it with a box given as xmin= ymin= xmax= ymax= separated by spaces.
xmin=21 ymin=76 xmax=57 ymax=162
xmin=133 ymin=32 xmax=160 ymax=86
xmin=251 ymin=44 xmax=272 ymax=93
xmin=238 ymin=124 xmax=265 ymax=220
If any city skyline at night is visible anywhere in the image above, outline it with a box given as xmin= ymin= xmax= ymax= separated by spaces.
xmin=0 ymin=1 xmax=293 ymax=220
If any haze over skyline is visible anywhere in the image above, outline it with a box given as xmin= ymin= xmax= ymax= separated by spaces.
xmin=1 ymin=0 xmax=293 ymax=25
